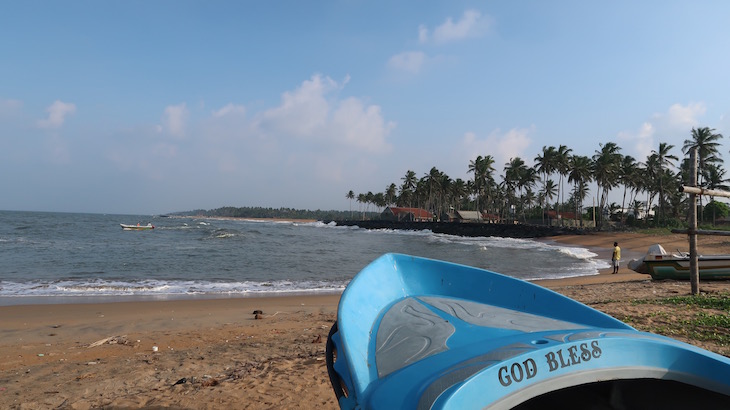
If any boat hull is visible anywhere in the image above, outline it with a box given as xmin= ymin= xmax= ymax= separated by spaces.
xmin=120 ymin=223 xmax=154 ymax=230
xmin=643 ymin=258 xmax=730 ymax=280
xmin=327 ymin=253 xmax=730 ymax=409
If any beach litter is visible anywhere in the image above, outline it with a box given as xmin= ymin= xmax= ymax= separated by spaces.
xmin=172 ymin=377 xmax=187 ymax=386
xmin=87 ymin=335 xmax=130 ymax=348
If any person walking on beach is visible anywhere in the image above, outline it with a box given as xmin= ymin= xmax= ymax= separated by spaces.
xmin=612 ymin=242 xmax=621 ymax=274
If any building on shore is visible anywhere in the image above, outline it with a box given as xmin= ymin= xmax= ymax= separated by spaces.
xmin=380 ymin=207 xmax=433 ymax=222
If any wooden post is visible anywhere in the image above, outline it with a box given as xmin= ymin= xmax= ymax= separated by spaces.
xmin=689 ymin=148 xmax=699 ymax=295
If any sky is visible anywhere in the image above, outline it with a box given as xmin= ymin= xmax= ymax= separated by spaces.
xmin=2 ymin=1 xmax=730 ymax=215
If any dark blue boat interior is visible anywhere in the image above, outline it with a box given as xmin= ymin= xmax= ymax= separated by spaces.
xmin=512 ymin=378 xmax=730 ymax=410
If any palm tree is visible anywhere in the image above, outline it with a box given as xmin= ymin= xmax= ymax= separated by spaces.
xmin=631 ymin=199 xmax=645 ymax=220
xmin=346 ymin=190 xmax=355 ymax=219
xmin=568 ymin=155 xmax=593 ymax=226
xmin=365 ymin=191 xmax=374 ymax=214
xmin=592 ymin=143 xmax=622 ymax=227
xmin=572 ymin=180 xmax=590 ymax=225
xmin=468 ymin=155 xmax=495 ymax=218
xmin=683 ymin=127 xmax=724 ymax=221
xmin=703 ymin=163 xmax=730 ymax=225
xmin=652 ymin=142 xmax=678 ymax=223
xmin=468 ymin=156 xmax=484 ymax=217
xmin=534 ymin=146 xmax=558 ymax=223
xmin=451 ymin=178 xmax=468 ymax=211
xmin=682 ymin=126 xmax=723 ymax=187
xmin=617 ymin=156 xmax=639 ymax=224
xmin=373 ymin=192 xmax=386 ymax=213
xmin=643 ymin=154 xmax=661 ymax=221
xmin=556 ymin=145 xmax=573 ymax=222
xmin=424 ymin=167 xmax=443 ymax=215
xmin=399 ymin=170 xmax=417 ymax=208
xmin=541 ymin=179 xmax=557 ymax=224
xmin=357 ymin=193 xmax=366 ymax=219
xmin=504 ymin=157 xmax=533 ymax=222
xmin=385 ymin=184 xmax=397 ymax=207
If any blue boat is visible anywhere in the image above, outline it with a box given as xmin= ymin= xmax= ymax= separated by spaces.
xmin=326 ymin=253 xmax=730 ymax=409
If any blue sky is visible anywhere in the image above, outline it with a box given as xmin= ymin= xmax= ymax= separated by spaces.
xmin=2 ymin=1 xmax=730 ymax=215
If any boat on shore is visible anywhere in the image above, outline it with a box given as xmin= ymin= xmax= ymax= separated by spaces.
xmin=120 ymin=223 xmax=155 ymax=231
xmin=628 ymin=244 xmax=730 ymax=280
xmin=327 ymin=253 xmax=730 ymax=409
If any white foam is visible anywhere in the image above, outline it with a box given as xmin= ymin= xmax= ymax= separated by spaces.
xmin=0 ymin=279 xmax=348 ymax=298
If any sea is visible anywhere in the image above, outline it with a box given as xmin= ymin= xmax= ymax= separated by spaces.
xmin=0 ymin=210 xmax=610 ymax=306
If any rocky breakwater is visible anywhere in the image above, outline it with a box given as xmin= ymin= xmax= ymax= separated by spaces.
xmin=331 ymin=220 xmax=585 ymax=238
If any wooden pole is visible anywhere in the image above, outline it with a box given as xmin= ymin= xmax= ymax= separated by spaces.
xmin=689 ymin=148 xmax=699 ymax=295
xmin=681 ymin=186 xmax=730 ymax=198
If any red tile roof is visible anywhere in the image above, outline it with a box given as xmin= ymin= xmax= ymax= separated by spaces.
xmin=386 ymin=207 xmax=432 ymax=219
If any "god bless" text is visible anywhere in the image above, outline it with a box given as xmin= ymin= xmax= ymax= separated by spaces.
xmin=498 ymin=341 xmax=602 ymax=387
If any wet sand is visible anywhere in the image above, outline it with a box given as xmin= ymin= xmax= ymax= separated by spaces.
xmin=1 ymin=231 xmax=728 ymax=409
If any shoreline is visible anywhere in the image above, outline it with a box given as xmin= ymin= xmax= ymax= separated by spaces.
xmin=2 ymin=231 xmax=729 ymax=409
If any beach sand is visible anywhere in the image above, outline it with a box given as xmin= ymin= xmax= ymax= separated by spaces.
xmin=2 ymin=231 xmax=729 ymax=409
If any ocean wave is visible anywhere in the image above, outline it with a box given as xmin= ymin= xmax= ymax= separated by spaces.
xmin=0 ymin=279 xmax=348 ymax=298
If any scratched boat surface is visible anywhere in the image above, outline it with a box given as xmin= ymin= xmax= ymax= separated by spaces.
xmin=326 ymin=253 xmax=730 ymax=410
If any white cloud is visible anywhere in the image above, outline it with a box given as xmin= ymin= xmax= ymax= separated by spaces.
xmin=255 ymin=74 xmax=393 ymax=153
xmin=618 ymin=122 xmax=655 ymax=161
xmin=431 ymin=9 xmax=489 ymax=45
xmin=618 ymin=102 xmax=706 ymax=161
xmin=665 ymin=102 xmax=705 ymax=128
xmin=387 ymin=51 xmax=426 ymax=73
xmin=38 ymin=100 xmax=76 ymax=129
xmin=161 ymin=103 xmax=188 ymax=137
xmin=329 ymin=97 xmax=394 ymax=152
xmin=212 ymin=103 xmax=246 ymax=118
xmin=257 ymin=75 xmax=335 ymax=137
xmin=460 ymin=127 xmax=534 ymax=173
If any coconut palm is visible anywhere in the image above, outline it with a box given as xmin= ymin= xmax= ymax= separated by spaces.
xmin=346 ymin=190 xmax=355 ymax=219
xmin=643 ymin=154 xmax=661 ymax=221
xmin=651 ymin=142 xmax=678 ymax=223
xmin=357 ymin=193 xmax=366 ymax=219
xmin=592 ymin=143 xmax=622 ymax=226
xmin=503 ymin=157 xmax=534 ymax=222
xmin=541 ymin=179 xmax=557 ymax=224
xmin=422 ymin=167 xmax=442 ymax=214
xmin=617 ymin=156 xmax=639 ymax=224
xmin=385 ymin=184 xmax=397 ymax=207
xmin=555 ymin=145 xmax=573 ymax=221
xmin=468 ymin=155 xmax=495 ymax=218
xmin=682 ymin=126 xmax=723 ymax=187
xmin=568 ymin=155 xmax=593 ymax=226
xmin=399 ymin=170 xmax=417 ymax=208
xmin=451 ymin=178 xmax=468 ymax=211
xmin=534 ymin=146 xmax=558 ymax=223
xmin=703 ymin=163 xmax=730 ymax=225
xmin=571 ymin=180 xmax=590 ymax=226
xmin=683 ymin=127 xmax=724 ymax=221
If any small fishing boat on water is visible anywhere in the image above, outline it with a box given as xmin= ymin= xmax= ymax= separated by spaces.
xmin=120 ymin=223 xmax=155 ymax=231
xmin=628 ymin=244 xmax=730 ymax=280
xmin=327 ymin=253 xmax=730 ymax=409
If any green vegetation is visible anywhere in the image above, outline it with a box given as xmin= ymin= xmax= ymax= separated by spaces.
xmin=657 ymin=294 xmax=730 ymax=310
xmin=631 ymin=293 xmax=730 ymax=346
xmin=173 ymin=206 xmax=377 ymax=221
xmin=348 ymin=127 xmax=728 ymax=228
